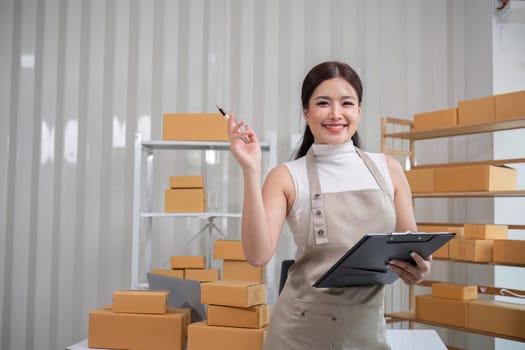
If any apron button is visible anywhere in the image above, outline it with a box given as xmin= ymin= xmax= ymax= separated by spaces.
xmin=317 ymin=229 xmax=324 ymax=236
xmin=301 ymin=312 xmax=306 ymax=316
xmin=332 ymin=316 xmax=337 ymax=321
xmin=313 ymin=193 xmax=320 ymax=199
xmin=316 ymin=209 xmax=322 ymax=216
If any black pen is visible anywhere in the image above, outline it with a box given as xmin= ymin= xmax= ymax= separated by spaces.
xmin=216 ymin=104 xmax=250 ymax=143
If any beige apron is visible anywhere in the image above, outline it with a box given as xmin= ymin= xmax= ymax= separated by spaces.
xmin=264 ymin=147 xmax=396 ymax=350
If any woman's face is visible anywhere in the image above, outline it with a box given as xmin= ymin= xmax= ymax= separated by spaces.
xmin=304 ymin=77 xmax=361 ymax=145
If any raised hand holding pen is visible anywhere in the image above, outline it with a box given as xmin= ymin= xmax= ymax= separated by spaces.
xmin=225 ymin=111 xmax=261 ymax=174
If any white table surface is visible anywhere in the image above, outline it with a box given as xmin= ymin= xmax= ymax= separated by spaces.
xmin=67 ymin=329 xmax=446 ymax=350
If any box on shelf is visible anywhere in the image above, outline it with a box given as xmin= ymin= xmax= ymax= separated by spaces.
xmin=468 ymin=300 xmax=525 ymax=339
xmin=201 ymin=281 xmax=266 ymax=308
xmin=495 ymin=90 xmax=525 ymax=121
xmin=112 ymin=290 xmax=168 ymax=314
xmin=88 ymin=308 xmax=185 ymax=350
xmin=433 ymin=164 xmax=517 ymax=192
xmin=185 ymin=268 xmax=219 ymax=282
xmin=163 ymin=113 xmax=229 ymax=141
xmin=493 ymin=239 xmax=525 ymax=265
xmin=170 ymin=256 xmax=206 ymax=269
xmin=413 ymin=108 xmax=458 ymax=131
xmin=207 ymin=304 xmax=270 ymax=328
xmin=431 ymin=282 xmax=478 ymax=301
xmin=417 ymin=225 xmax=464 ymax=259
xmin=415 ymin=295 xmax=469 ymax=328
xmin=449 ymin=238 xmax=493 ymax=263
xmin=458 ymin=95 xmax=495 ymax=126
xmin=169 ymin=175 xmax=204 ymax=189
xmin=150 ymin=268 xmax=185 ymax=279
xmin=405 ymin=169 xmax=434 ymax=193
xmin=463 ymin=224 xmax=508 ymax=240
xmin=165 ymin=189 xmax=205 ymax=213
xmin=214 ymin=240 xmax=246 ymax=261
xmin=187 ymin=321 xmax=266 ymax=350
xmin=222 ymin=260 xmax=265 ymax=283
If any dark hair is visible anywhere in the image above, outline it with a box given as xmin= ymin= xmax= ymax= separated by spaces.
xmin=294 ymin=61 xmax=363 ymax=159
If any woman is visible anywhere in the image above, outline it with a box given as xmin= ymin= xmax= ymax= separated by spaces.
xmin=227 ymin=61 xmax=431 ymax=349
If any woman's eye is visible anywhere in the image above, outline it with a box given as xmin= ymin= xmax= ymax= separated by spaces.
xmin=316 ymin=101 xmax=329 ymax=106
xmin=343 ymin=101 xmax=355 ymax=106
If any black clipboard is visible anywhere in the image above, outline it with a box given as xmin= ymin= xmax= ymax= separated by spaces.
xmin=313 ymin=232 xmax=455 ymax=288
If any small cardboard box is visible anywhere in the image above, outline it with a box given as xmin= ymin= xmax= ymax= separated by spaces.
xmin=495 ymin=90 xmax=525 ymax=121
xmin=169 ymin=175 xmax=204 ymax=189
xmin=150 ymin=268 xmax=185 ymax=279
xmin=222 ymin=260 xmax=265 ymax=283
xmin=88 ymin=308 xmax=185 ymax=350
xmin=417 ymin=225 xmax=463 ymax=259
xmin=170 ymin=256 xmax=206 ymax=269
xmin=169 ymin=307 xmax=192 ymax=339
xmin=458 ymin=95 xmax=495 ymax=126
xmin=187 ymin=321 xmax=267 ymax=350
xmin=431 ymin=283 xmax=478 ymax=301
xmin=163 ymin=113 xmax=228 ymax=141
xmin=201 ymin=281 xmax=266 ymax=308
xmin=207 ymin=304 xmax=270 ymax=328
xmin=214 ymin=240 xmax=246 ymax=261
xmin=433 ymin=165 xmax=517 ymax=192
xmin=468 ymin=300 xmax=525 ymax=339
xmin=449 ymin=238 xmax=493 ymax=262
xmin=112 ymin=290 xmax=168 ymax=314
xmin=165 ymin=188 xmax=205 ymax=213
xmin=413 ymin=108 xmax=458 ymax=131
xmin=185 ymin=268 xmax=219 ymax=282
xmin=493 ymin=239 xmax=525 ymax=265
xmin=463 ymin=224 xmax=508 ymax=240
xmin=405 ymin=169 xmax=434 ymax=193
xmin=415 ymin=295 xmax=469 ymax=327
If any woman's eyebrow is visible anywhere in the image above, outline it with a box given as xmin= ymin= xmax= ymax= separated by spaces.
xmin=314 ymin=95 xmax=357 ymax=100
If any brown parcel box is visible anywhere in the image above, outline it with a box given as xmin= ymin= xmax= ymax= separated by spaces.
xmin=413 ymin=108 xmax=458 ymax=131
xmin=187 ymin=321 xmax=266 ymax=350
xmin=458 ymin=95 xmax=495 ymax=126
xmin=433 ymin=165 xmax=517 ymax=192
xmin=170 ymin=255 xmax=206 ymax=269
xmin=405 ymin=169 xmax=434 ymax=193
xmin=222 ymin=260 xmax=265 ymax=283
xmin=88 ymin=308 xmax=184 ymax=350
xmin=431 ymin=283 xmax=478 ymax=301
xmin=169 ymin=175 xmax=204 ymax=189
xmin=416 ymin=295 xmax=469 ymax=328
xmin=112 ymin=290 xmax=168 ymax=314
xmin=165 ymin=188 xmax=205 ymax=213
xmin=163 ymin=113 xmax=228 ymax=141
xmin=207 ymin=304 xmax=270 ymax=328
xmin=449 ymin=238 xmax=493 ymax=263
xmin=469 ymin=300 xmax=525 ymax=339
xmin=201 ymin=281 xmax=266 ymax=308
xmin=185 ymin=268 xmax=219 ymax=282
xmin=463 ymin=224 xmax=508 ymax=240
xmin=151 ymin=268 xmax=185 ymax=278
xmin=495 ymin=90 xmax=525 ymax=121
xmin=417 ymin=225 xmax=464 ymax=259
xmin=493 ymin=239 xmax=525 ymax=265
xmin=214 ymin=240 xmax=246 ymax=261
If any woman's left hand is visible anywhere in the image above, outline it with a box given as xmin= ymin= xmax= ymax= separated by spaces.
xmin=388 ymin=252 xmax=432 ymax=285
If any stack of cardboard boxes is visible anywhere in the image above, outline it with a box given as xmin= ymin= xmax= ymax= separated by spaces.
xmin=214 ymin=239 xmax=265 ymax=283
xmin=152 ymin=255 xmax=219 ymax=282
xmin=88 ymin=290 xmax=190 ymax=350
xmin=165 ymin=175 xmax=206 ymax=213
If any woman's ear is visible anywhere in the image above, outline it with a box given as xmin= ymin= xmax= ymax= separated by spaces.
xmin=303 ymin=109 xmax=309 ymax=121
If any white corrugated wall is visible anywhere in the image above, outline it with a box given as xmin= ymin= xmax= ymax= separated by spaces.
xmin=0 ymin=0 xmax=495 ymax=349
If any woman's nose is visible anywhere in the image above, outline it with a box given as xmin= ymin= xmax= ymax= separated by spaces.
xmin=330 ymin=105 xmax=343 ymax=119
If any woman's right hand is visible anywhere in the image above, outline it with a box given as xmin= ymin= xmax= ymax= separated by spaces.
xmin=227 ymin=113 xmax=262 ymax=173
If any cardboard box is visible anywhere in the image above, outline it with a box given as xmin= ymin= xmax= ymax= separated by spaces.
xmin=433 ymin=165 xmax=517 ymax=192
xmin=415 ymin=295 xmax=469 ymax=327
xmin=493 ymin=239 xmax=525 ymax=265
xmin=458 ymin=96 xmax=495 ymax=126
xmin=431 ymin=283 xmax=478 ymax=301
xmin=468 ymin=300 xmax=525 ymax=339
xmin=88 ymin=308 xmax=184 ymax=350
xmin=163 ymin=113 xmax=228 ymax=141
xmin=214 ymin=240 xmax=246 ymax=261
xmin=405 ymin=169 xmax=434 ymax=193
xmin=222 ymin=260 xmax=265 ymax=283
xmin=170 ymin=307 xmax=192 ymax=339
xmin=449 ymin=238 xmax=493 ymax=262
xmin=169 ymin=175 xmax=204 ymax=189
xmin=187 ymin=321 xmax=266 ymax=350
xmin=165 ymin=188 xmax=205 ymax=213
xmin=112 ymin=290 xmax=168 ymax=314
xmin=170 ymin=256 xmax=206 ymax=269
xmin=201 ymin=281 xmax=266 ymax=308
xmin=207 ymin=304 xmax=270 ymax=328
xmin=417 ymin=225 xmax=464 ymax=259
xmin=463 ymin=224 xmax=508 ymax=240
xmin=413 ymin=108 xmax=458 ymax=131
xmin=185 ymin=268 xmax=219 ymax=282
xmin=495 ymin=90 xmax=525 ymax=121
xmin=151 ymin=268 xmax=185 ymax=279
